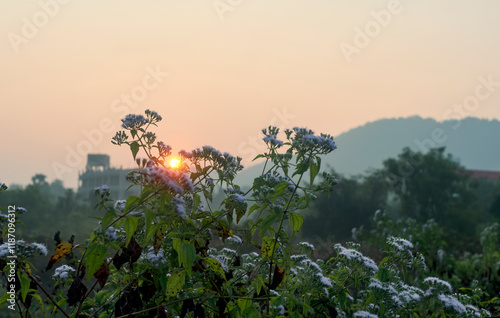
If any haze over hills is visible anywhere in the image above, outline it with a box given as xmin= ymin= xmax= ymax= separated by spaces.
xmin=235 ymin=116 xmax=500 ymax=185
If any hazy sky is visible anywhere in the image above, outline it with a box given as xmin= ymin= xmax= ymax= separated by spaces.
xmin=1 ymin=0 xmax=500 ymax=189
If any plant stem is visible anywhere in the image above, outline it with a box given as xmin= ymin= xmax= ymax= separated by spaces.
xmin=22 ymin=266 xmax=70 ymax=318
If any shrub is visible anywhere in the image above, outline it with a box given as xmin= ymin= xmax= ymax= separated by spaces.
xmin=0 ymin=110 xmax=494 ymax=317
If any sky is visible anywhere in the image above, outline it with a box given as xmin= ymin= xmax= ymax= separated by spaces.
xmin=1 ymin=0 xmax=500 ymax=189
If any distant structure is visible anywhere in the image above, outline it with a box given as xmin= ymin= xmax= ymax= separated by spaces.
xmin=78 ymin=154 xmax=139 ymax=202
xmin=465 ymin=169 xmax=500 ymax=180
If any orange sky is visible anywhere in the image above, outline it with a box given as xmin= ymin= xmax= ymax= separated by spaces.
xmin=1 ymin=0 xmax=500 ymax=189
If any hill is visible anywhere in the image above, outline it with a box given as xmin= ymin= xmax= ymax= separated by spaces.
xmin=235 ymin=116 xmax=500 ymax=185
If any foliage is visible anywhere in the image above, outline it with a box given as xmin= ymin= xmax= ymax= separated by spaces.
xmin=357 ymin=210 xmax=500 ymax=315
xmin=381 ymin=147 xmax=477 ymax=235
xmin=0 ymin=111 xmax=496 ymax=317
xmin=302 ymin=169 xmax=387 ymax=243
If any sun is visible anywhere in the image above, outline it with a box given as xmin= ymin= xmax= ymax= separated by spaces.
xmin=170 ymin=158 xmax=180 ymax=169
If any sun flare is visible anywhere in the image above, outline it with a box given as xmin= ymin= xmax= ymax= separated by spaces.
xmin=170 ymin=158 xmax=180 ymax=169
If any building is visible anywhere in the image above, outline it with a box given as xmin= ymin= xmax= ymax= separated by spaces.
xmin=77 ymin=154 xmax=140 ymax=202
xmin=465 ymin=169 xmax=500 ymax=180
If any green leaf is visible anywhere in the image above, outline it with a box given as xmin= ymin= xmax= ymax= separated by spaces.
xmin=165 ymin=269 xmax=186 ymax=299
xmin=85 ymin=243 xmax=108 ymax=281
xmin=0 ymin=292 xmax=10 ymax=308
xmin=289 ymin=212 xmax=303 ymax=235
xmin=31 ymin=294 xmax=46 ymax=317
xmin=261 ymin=236 xmax=276 ymax=258
xmin=192 ymin=193 xmax=201 ymax=213
xmin=20 ymin=272 xmax=30 ymax=302
xmin=252 ymin=154 xmax=266 ymax=161
xmin=378 ymin=266 xmax=390 ymax=282
xmin=260 ymin=213 xmax=278 ymax=237
xmin=124 ymin=195 xmax=139 ymax=213
xmin=139 ymin=188 xmax=154 ymax=201
xmin=173 ymin=238 xmax=181 ymax=253
xmin=204 ymin=257 xmax=226 ymax=278
xmin=130 ymin=141 xmax=140 ymax=160
xmin=179 ymin=242 xmax=196 ymax=277
xmin=272 ymin=181 xmax=291 ymax=198
xmin=124 ymin=216 xmax=140 ymax=246
xmin=309 ymin=162 xmax=319 ymax=185
xmin=247 ymin=203 xmax=260 ymax=217
xmin=101 ymin=208 xmax=116 ymax=230
xmin=293 ymin=161 xmax=309 ymax=177
xmin=144 ymin=223 xmax=159 ymax=246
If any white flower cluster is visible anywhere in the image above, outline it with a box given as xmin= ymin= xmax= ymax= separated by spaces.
xmin=423 ymin=276 xmax=452 ymax=294
xmin=141 ymin=246 xmax=168 ymax=267
xmin=142 ymin=165 xmax=193 ymax=194
xmin=353 ymin=311 xmax=378 ymax=318
xmin=287 ymin=127 xmax=337 ymax=154
xmin=157 ymin=141 xmax=172 ymax=158
xmin=262 ymin=126 xmax=284 ymax=148
xmin=53 ymin=265 xmax=75 ymax=280
xmin=298 ymin=241 xmax=315 ymax=254
xmin=95 ymin=185 xmax=110 ymax=197
xmin=121 ymin=114 xmax=149 ymax=130
xmin=368 ymin=278 xmax=423 ymax=309
xmin=172 ymin=196 xmax=187 ymax=219
xmin=334 ymin=243 xmax=378 ymax=273
xmin=225 ymin=235 xmax=242 ymax=245
xmin=105 ymin=226 xmax=123 ymax=241
xmin=114 ymin=200 xmax=126 ymax=212
xmin=191 ymin=146 xmax=243 ymax=179
xmin=225 ymin=187 xmax=246 ymax=204
xmin=0 ymin=240 xmax=48 ymax=258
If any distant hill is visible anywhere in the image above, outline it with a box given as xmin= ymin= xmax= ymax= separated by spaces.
xmin=235 ymin=116 xmax=500 ymax=185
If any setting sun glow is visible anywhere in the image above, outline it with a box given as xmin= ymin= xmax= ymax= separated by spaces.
xmin=170 ymin=158 xmax=180 ymax=169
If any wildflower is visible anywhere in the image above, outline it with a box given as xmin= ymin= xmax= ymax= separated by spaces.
xmin=437 ymin=249 xmax=444 ymax=262
xmin=105 ymin=227 xmax=119 ymax=241
xmin=387 ymin=236 xmax=413 ymax=251
xmin=291 ymin=254 xmax=308 ymax=262
xmin=145 ymin=109 xmax=162 ymax=123
xmin=335 ymin=244 xmax=378 ymax=273
xmin=225 ymin=235 xmax=242 ymax=245
xmin=353 ymin=310 xmax=378 ymax=318
xmin=300 ymin=259 xmax=322 ymax=273
xmin=121 ymin=114 xmax=148 ymax=130
xmin=53 ymin=265 xmax=75 ymax=280
xmin=173 ymin=197 xmax=187 ymax=218
xmin=0 ymin=241 xmax=48 ymax=258
xmin=114 ymin=200 xmax=126 ymax=212
xmin=15 ymin=207 xmax=27 ymax=214
xmin=298 ymin=242 xmax=315 ymax=253
xmin=142 ymin=246 xmax=167 ymax=267
xmin=95 ymin=185 xmax=111 ymax=197
xmin=111 ymin=131 xmax=128 ymax=145
xmin=317 ymin=273 xmax=332 ymax=287
xmin=143 ymin=132 xmax=156 ymax=144
xmin=438 ymin=294 xmax=466 ymax=314
xmin=290 ymin=127 xmax=337 ymax=154
xmin=263 ymin=135 xmax=283 ymax=147
xmin=0 ymin=244 xmax=9 ymax=258
xmin=179 ymin=150 xmax=193 ymax=159
xmin=423 ymin=277 xmax=452 ymax=293
xmin=220 ymin=248 xmax=237 ymax=256
xmin=31 ymin=243 xmax=48 ymax=256
xmin=274 ymin=305 xmax=285 ymax=315
xmin=145 ymin=166 xmax=184 ymax=194
xmin=157 ymin=141 xmax=172 ymax=157
xmin=207 ymin=255 xmax=229 ymax=272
